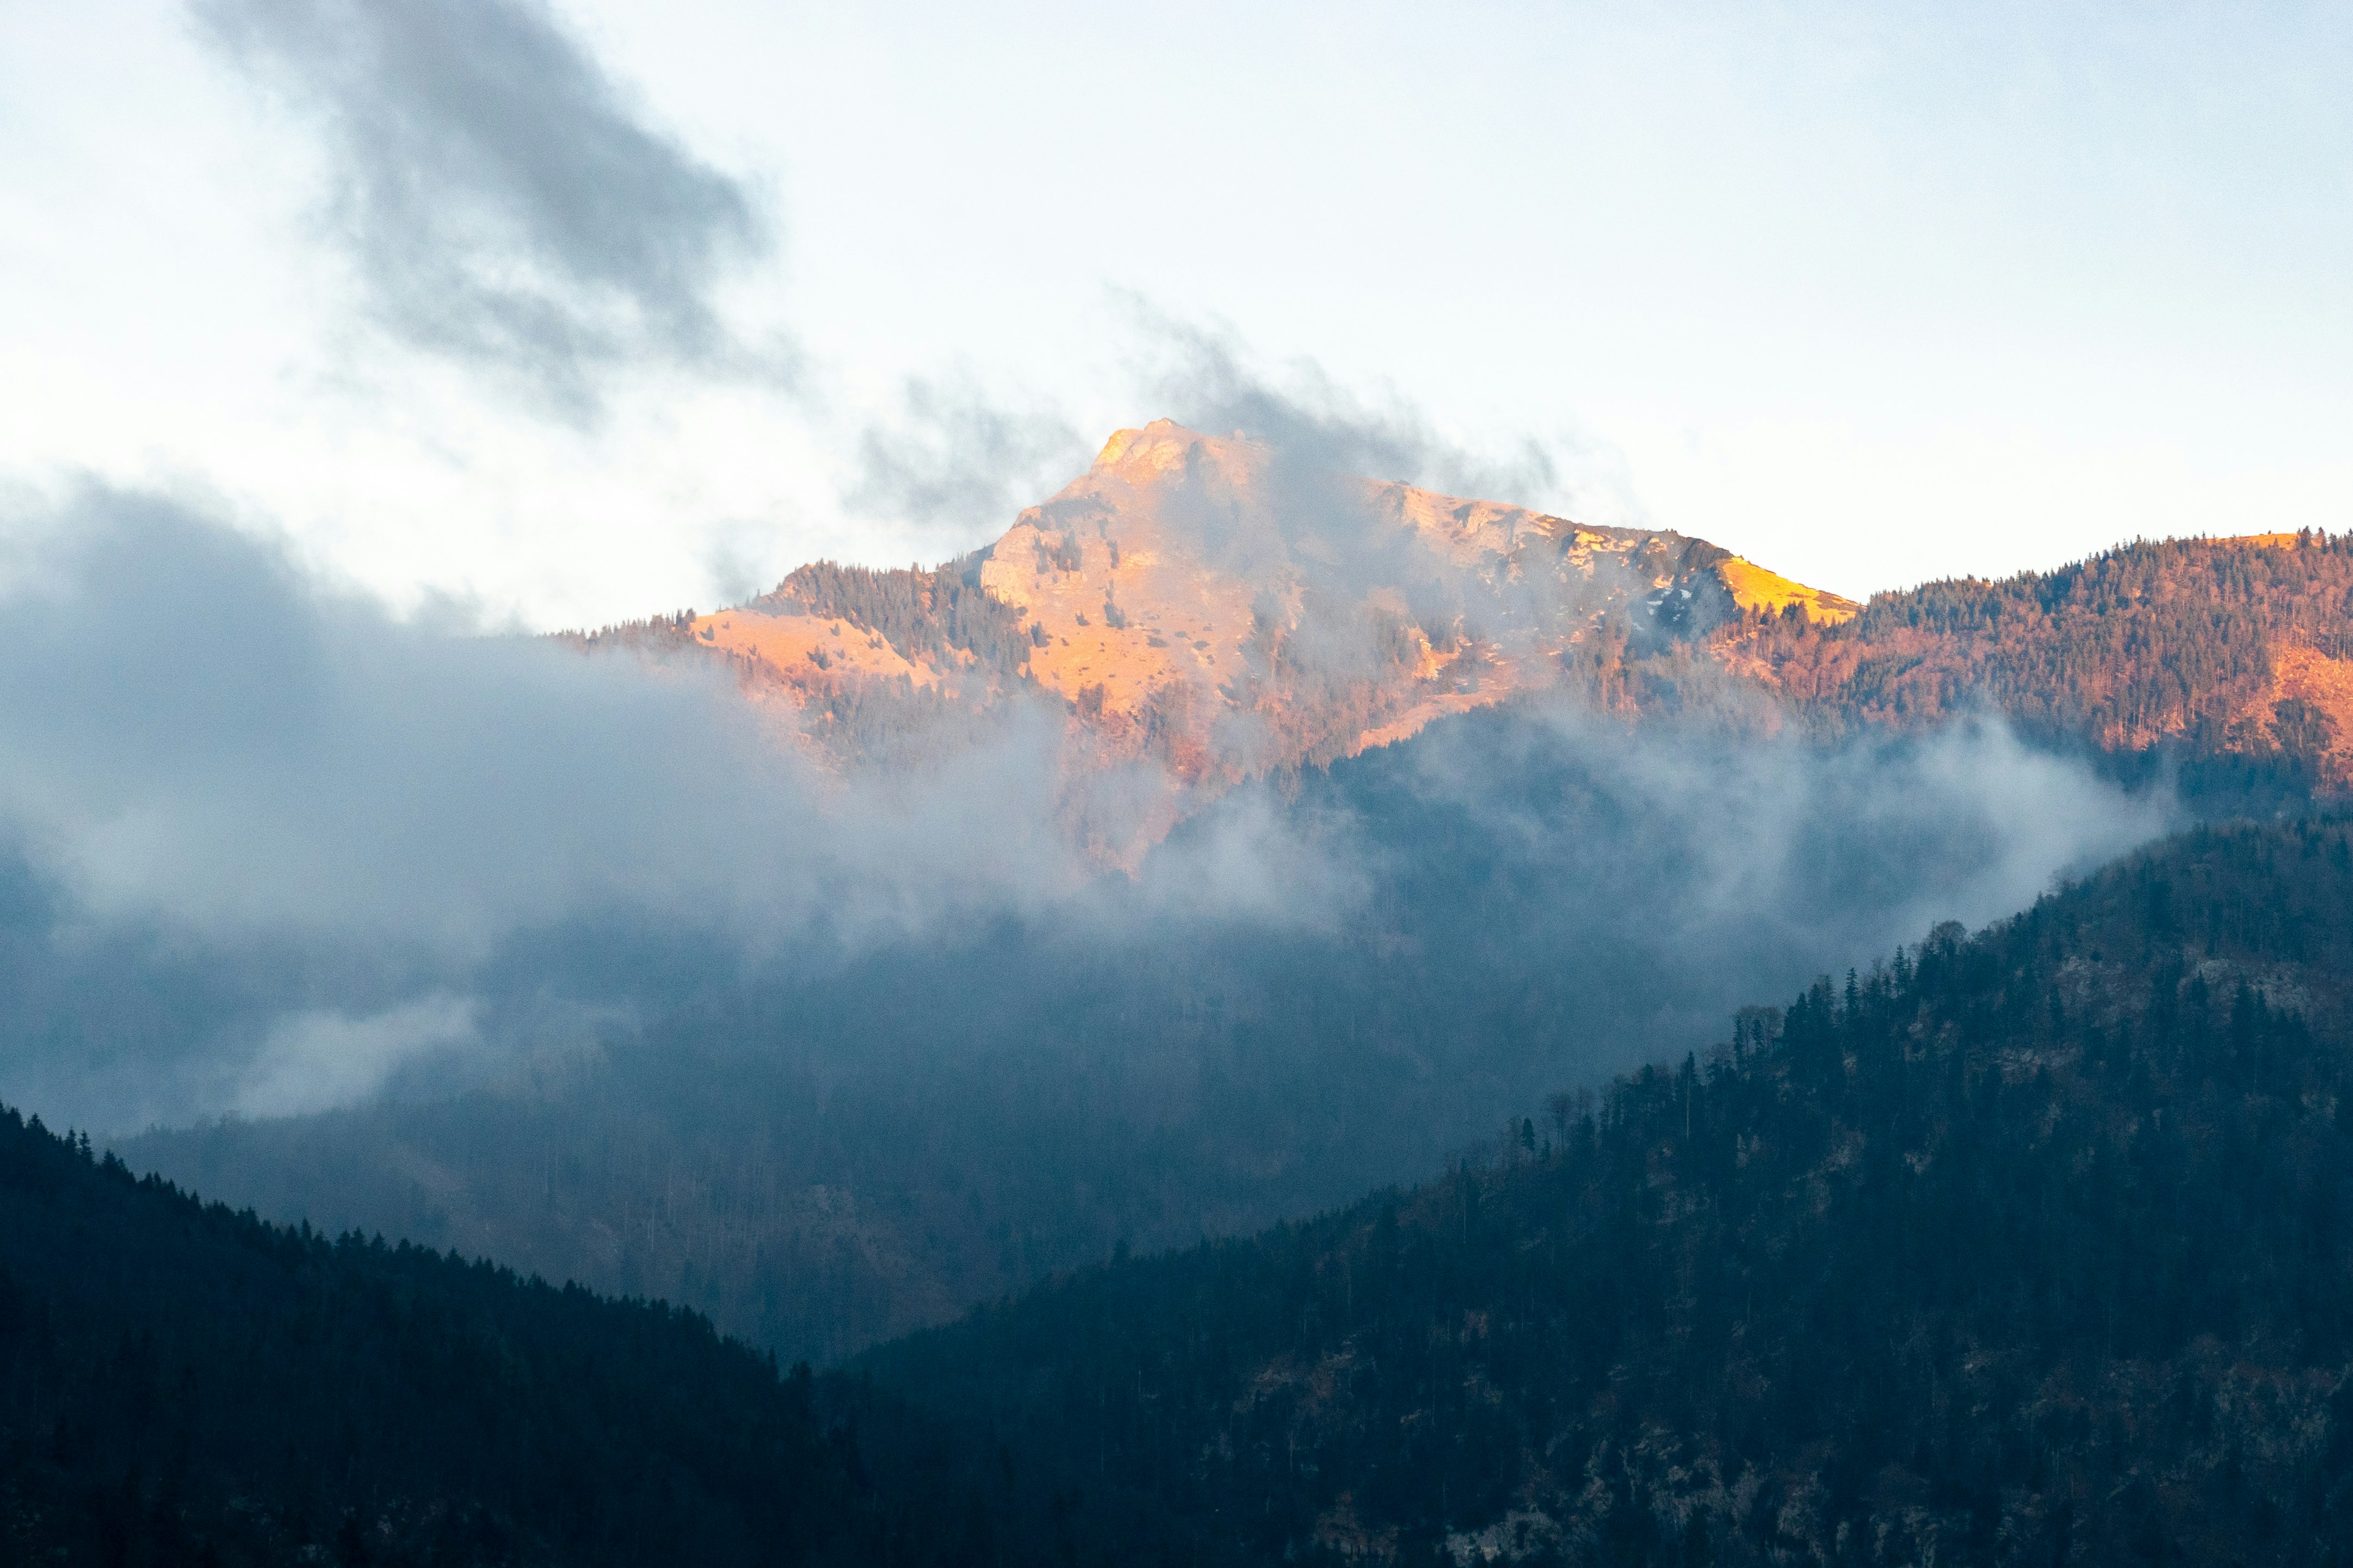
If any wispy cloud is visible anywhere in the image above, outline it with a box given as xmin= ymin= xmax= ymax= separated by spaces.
xmin=234 ymin=994 xmax=481 ymax=1118
xmin=195 ymin=0 xmax=786 ymax=421
xmin=1121 ymin=299 xmax=1572 ymax=512
xmin=846 ymin=374 xmax=1089 ymax=548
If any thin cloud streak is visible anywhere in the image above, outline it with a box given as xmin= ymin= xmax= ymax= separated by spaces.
xmin=847 ymin=374 xmax=1089 ymax=549
xmin=195 ymin=0 xmax=787 ymax=422
xmin=1122 ymin=299 xmax=1574 ymax=516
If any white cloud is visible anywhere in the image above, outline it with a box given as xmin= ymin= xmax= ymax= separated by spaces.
xmin=236 ymin=994 xmax=481 ymax=1119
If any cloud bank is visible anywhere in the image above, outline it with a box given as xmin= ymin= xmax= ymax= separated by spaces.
xmin=0 ymin=487 xmax=1092 ymax=1125
xmin=0 ymin=475 xmax=2177 ymax=1148
xmin=847 ymin=375 xmax=1089 ymax=549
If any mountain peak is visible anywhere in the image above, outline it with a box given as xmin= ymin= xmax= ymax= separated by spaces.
xmin=1090 ymin=418 xmax=1203 ymax=472
xmin=1086 ymin=419 xmax=1265 ymax=491
xmin=1090 ymin=424 xmax=1144 ymax=469
xmin=660 ymin=421 xmax=1857 ymax=857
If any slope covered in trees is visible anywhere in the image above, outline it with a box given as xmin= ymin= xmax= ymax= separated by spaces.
xmin=764 ymin=555 xmax=1037 ymax=683
xmin=0 ymin=1104 xmax=925 ymax=1566
xmin=1719 ymin=532 xmax=2353 ymax=783
xmin=851 ymin=815 xmax=2353 ymax=1566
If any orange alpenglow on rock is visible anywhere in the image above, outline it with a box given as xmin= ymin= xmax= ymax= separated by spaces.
xmin=2232 ymin=643 xmax=2353 ymax=791
xmin=695 ymin=606 xmax=946 ymax=690
xmin=608 ymin=419 xmax=1851 ymax=855
xmin=966 ymin=420 xmax=1842 ymax=761
xmin=1714 ymin=556 xmax=1860 ymax=624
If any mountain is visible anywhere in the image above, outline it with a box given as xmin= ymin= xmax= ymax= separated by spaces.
xmin=127 ymin=438 xmax=2352 ymax=1373
xmin=107 ymin=436 xmax=2353 ymax=1402
xmin=596 ymin=420 xmax=1858 ymax=855
xmin=848 ymin=814 xmax=2353 ymax=1566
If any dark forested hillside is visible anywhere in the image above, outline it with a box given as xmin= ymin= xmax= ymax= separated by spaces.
xmin=0 ymin=1104 xmax=919 ymax=1566
xmin=852 ymin=815 xmax=2353 ymax=1566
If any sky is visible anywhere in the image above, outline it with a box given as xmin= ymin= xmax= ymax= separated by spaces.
xmin=2 ymin=0 xmax=2347 ymax=629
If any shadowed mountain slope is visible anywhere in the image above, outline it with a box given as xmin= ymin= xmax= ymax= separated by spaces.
xmin=0 ymin=1105 xmax=897 ymax=1565
xmin=45 ymin=817 xmax=2353 ymax=1567
xmin=123 ymin=702 xmax=2156 ymax=1366
xmin=850 ymin=815 xmax=2353 ymax=1566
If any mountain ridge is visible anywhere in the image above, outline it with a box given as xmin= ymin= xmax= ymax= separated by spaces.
xmin=591 ymin=419 xmax=1864 ymax=854
xmin=577 ymin=426 xmax=2353 ymax=852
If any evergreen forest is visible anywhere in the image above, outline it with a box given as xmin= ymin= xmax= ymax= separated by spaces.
xmin=850 ymin=814 xmax=2353 ymax=1565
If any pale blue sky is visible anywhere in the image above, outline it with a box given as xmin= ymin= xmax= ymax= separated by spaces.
xmin=1 ymin=1 xmax=2345 ymax=625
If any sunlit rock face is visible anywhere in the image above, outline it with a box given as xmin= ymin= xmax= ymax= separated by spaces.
xmin=656 ymin=419 xmax=1853 ymax=858
xmin=666 ymin=420 xmax=1857 ymax=848
xmin=975 ymin=420 xmax=1842 ymax=773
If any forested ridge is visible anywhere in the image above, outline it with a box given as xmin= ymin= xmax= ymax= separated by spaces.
xmin=1720 ymin=532 xmax=2353 ymax=761
xmin=78 ymin=522 xmax=2353 ymax=1562
xmin=849 ymin=815 xmax=2353 ymax=1566
xmin=0 ymin=1105 xmax=922 ymax=1566
xmin=551 ymin=532 xmax=2353 ymax=814
xmin=764 ymin=556 xmax=1036 ymax=683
